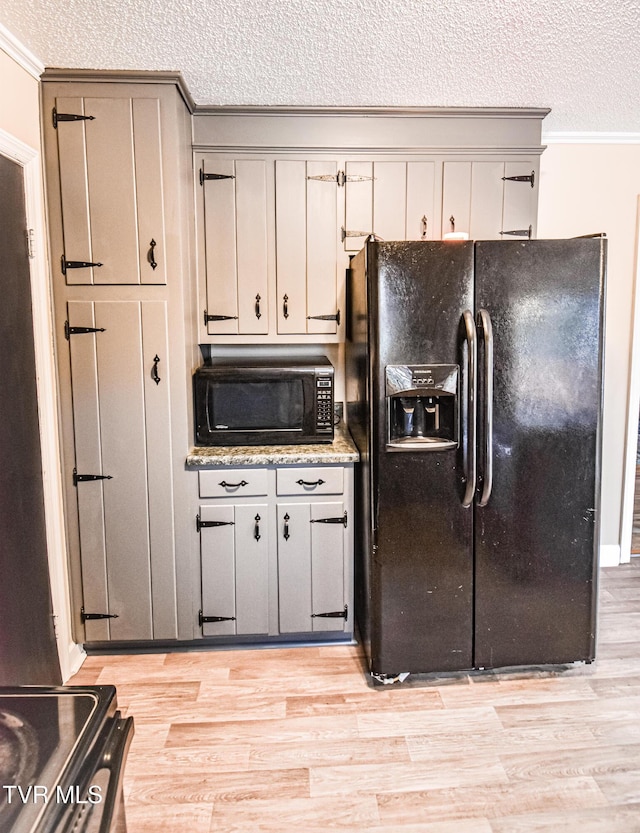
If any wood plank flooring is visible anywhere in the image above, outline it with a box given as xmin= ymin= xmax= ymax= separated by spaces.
xmin=69 ymin=560 xmax=640 ymax=832
xmin=632 ymin=466 xmax=640 ymax=554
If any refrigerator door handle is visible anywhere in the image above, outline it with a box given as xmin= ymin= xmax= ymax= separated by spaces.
xmin=462 ymin=309 xmax=477 ymax=508
xmin=477 ymin=308 xmax=494 ymax=507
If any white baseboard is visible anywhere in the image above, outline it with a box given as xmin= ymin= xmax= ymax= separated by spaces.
xmin=599 ymin=544 xmax=621 ymax=568
xmin=60 ymin=642 xmax=86 ymax=683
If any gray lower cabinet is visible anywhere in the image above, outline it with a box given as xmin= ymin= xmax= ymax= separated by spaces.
xmin=67 ymin=299 xmax=177 ymax=641
xmin=199 ymin=503 xmax=270 ymax=637
xmin=197 ymin=465 xmax=354 ymax=642
xmin=276 ymin=499 xmax=347 ymax=634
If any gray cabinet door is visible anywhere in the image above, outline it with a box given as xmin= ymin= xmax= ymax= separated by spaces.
xmin=199 ymin=503 xmax=270 ymax=637
xmin=442 ymin=160 xmax=538 ymax=240
xmin=67 ymin=300 xmax=176 ymax=641
xmin=200 ymin=157 xmax=269 ymax=335
xmin=55 ymin=96 xmax=167 ymax=285
xmin=275 ymin=160 xmax=340 ymax=335
xmin=344 ymin=161 xmax=437 ymax=248
xmin=277 ymin=500 xmax=347 ymax=633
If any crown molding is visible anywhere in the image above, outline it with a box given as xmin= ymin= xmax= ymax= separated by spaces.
xmin=0 ymin=23 xmax=44 ymax=79
xmin=543 ymin=130 xmax=640 ymax=144
xmin=194 ymin=104 xmax=551 ymax=120
xmin=41 ymin=68 xmax=196 ymax=111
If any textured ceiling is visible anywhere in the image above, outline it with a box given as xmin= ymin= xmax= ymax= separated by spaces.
xmin=2 ymin=0 xmax=640 ymax=133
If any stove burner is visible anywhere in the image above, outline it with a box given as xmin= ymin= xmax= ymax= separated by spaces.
xmin=0 ymin=709 xmax=39 ymax=790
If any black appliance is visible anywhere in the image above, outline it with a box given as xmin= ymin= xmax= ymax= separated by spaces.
xmin=346 ymin=238 xmax=606 ymax=678
xmin=194 ymin=355 xmax=334 ymax=446
xmin=0 ymin=686 xmax=133 ymax=832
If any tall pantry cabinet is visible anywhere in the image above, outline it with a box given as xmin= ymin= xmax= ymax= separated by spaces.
xmin=41 ymin=73 xmax=196 ymax=644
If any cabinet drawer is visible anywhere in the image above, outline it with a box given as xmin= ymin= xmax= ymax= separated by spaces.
xmin=199 ymin=469 xmax=268 ymax=498
xmin=276 ymin=467 xmax=344 ymax=496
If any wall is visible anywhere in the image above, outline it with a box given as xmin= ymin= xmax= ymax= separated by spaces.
xmin=538 ymin=142 xmax=640 ymax=563
xmin=0 ymin=28 xmax=83 ymax=680
xmin=0 ymin=46 xmax=40 ymax=146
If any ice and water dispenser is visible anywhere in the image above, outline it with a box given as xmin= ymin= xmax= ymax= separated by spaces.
xmin=386 ymin=364 xmax=458 ymax=450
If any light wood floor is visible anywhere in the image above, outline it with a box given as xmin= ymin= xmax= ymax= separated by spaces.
xmin=70 ymin=560 xmax=640 ymax=833
xmin=632 ymin=466 xmax=640 ymax=554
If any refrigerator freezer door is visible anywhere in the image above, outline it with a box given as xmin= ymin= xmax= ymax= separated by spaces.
xmin=367 ymin=241 xmax=475 ymax=674
xmin=474 ymin=239 xmax=606 ymax=668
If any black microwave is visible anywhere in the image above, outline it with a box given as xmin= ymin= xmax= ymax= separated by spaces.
xmin=194 ymin=356 xmax=335 ymax=446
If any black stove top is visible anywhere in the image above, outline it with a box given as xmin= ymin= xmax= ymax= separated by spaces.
xmin=0 ymin=687 xmax=117 ymax=833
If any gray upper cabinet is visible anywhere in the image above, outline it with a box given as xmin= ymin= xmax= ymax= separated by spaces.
xmin=199 ymin=156 xmax=270 ymax=336
xmin=442 ymin=160 xmax=539 ymax=240
xmin=194 ymin=109 xmax=545 ymax=344
xmin=54 ymin=95 xmax=167 ymax=285
xmin=275 ymin=160 xmax=341 ymax=335
xmin=343 ymin=161 xmax=438 ymax=251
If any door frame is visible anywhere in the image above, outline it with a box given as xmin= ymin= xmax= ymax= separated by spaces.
xmin=0 ymin=126 xmax=85 ymax=679
xmin=620 ymin=196 xmax=640 ymax=563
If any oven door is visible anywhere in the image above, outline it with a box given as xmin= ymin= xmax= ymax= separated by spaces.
xmin=60 ymin=715 xmax=134 ymax=833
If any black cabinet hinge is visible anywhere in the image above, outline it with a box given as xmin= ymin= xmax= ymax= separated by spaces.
xmin=196 ymin=514 xmax=235 ymax=533
xmin=204 ymin=310 xmax=238 ymax=325
xmin=81 ymin=607 xmax=118 ymax=622
xmin=61 ymin=255 xmax=103 ymax=275
xmin=199 ymin=169 xmax=235 ymax=186
xmin=310 ymin=511 xmax=348 ymax=528
xmin=65 ymin=321 xmax=106 ymax=340
xmin=307 ymin=310 xmax=341 ymax=325
xmin=53 ymin=108 xmax=95 ymax=129
xmin=312 ymin=605 xmax=348 ymax=621
xmin=199 ymin=610 xmax=236 ymax=625
xmin=502 ymin=170 xmax=535 ymax=188
xmin=499 ymin=225 xmax=533 ymax=239
xmin=73 ymin=468 xmax=112 ymax=487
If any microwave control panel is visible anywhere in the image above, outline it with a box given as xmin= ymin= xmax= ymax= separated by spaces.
xmin=316 ymin=377 xmax=334 ymax=432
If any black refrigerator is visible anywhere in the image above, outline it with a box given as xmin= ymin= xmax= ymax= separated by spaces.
xmin=346 ymin=238 xmax=606 ymax=679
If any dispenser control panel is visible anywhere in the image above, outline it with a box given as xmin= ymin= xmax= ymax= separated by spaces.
xmin=385 ymin=364 xmax=459 ymax=452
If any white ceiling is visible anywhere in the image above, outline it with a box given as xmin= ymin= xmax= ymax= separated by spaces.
xmin=2 ymin=0 xmax=639 ymax=133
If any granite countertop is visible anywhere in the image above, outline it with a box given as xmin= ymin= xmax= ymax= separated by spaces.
xmin=186 ymin=422 xmax=359 ymax=468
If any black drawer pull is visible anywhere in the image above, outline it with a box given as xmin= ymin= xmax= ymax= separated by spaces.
xmin=296 ymin=479 xmax=325 ymax=487
xmin=254 ymin=514 xmax=261 ymax=541
xmin=283 ymin=512 xmax=290 ymax=540
xmin=219 ymin=480 xmax=248 ymax=488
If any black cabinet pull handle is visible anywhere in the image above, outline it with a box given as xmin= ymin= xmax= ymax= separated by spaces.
xmin=283 ymin=512 xmax=290 ymax=540
xmin=254 ymin=513 xmax=261 ymax=541
xmin=219 ymin=480 xmax=248 ymax=488
xmin=255 ymin=294 xmax=262 ymax=319
xmin=296 ymin=479 xmax=325 ymax=487
xmin=421 ymin=215 xmax=428 ymax=240
xmin=151 ymin=354 xmax=161 ymax=385
xmin=283 ymin=294 xmax=289 ymax=319
xmin=148 ymin=239 xmax=157 ymax=270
